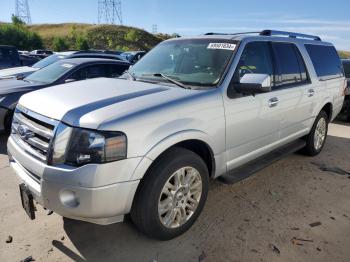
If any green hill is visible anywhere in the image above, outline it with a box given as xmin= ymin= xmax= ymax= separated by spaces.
xmin=27 ymin=23 xmax=171 ymax=51
xmin=338 ymin=50 xmax=350 ymax=59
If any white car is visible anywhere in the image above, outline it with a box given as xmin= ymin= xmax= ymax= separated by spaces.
xmin=8 ymin=30 xmax=346 ymax=240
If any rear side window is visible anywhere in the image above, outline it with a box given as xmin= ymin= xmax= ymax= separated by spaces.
xmin=305 ymin=44 xmax=343 ymax=79
xmin=272 ymin=42 xmax=308 ymax=87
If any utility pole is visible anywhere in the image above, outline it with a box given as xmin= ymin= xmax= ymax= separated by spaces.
xmin=152 ymin=24 xmax=158 ymax=34
xmin=98 ymin=0 xmax=123 ymax=25
xmin=15 ymin=0 xmax=32 ymax=24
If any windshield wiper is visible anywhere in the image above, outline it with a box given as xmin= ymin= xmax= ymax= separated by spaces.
xmin=145 ymin=73 xmax=191 ymax=89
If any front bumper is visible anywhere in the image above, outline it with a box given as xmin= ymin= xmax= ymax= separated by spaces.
xmin=8 ymin=136 xmax=141 ymax=225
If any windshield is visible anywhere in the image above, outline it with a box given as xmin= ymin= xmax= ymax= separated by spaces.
xmin=32 ymin=54 xmax=69 ymax=69
xmin=343 ymin=61 xmax=350 ymax=78
xmin=25 ymin=61 xmax=76 ymax=84
xmin=129 ymin=39 xmax=237 ymax=87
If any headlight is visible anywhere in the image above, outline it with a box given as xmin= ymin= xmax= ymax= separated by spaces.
xmin=50 ymin=123 xmax=127 ymax=166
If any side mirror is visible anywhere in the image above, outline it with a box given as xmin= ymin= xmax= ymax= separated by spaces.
xmin=65 ymin=79 xmax=76 ymax=83
xmin=234 ymin=73 xmax=272 ymax=94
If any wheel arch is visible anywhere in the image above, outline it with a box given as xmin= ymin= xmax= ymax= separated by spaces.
xmin=131 ymin=130 xmax=218 ymax=181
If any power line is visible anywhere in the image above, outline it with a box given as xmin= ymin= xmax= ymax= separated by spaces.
xmin=98 ymin=0 xmax=122 ymax=25
xmin=15 ymin=0 xmax=32 ymax=24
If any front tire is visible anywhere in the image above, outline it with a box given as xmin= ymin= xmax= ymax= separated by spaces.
xmin=130 ymin=147 xmax=209 ymax=240
xmin=303 ymin=110 xmax=329 ymax=156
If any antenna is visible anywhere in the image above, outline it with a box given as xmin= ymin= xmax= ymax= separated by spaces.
xmin=98 ymin=0 xmax=123 ymax=25
xmin=15 ymin=0 xmax=32 ymax=24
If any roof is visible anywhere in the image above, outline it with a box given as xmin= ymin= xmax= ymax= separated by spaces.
xmin=166 ymin=29 xmax=333 ymax=46
xmin=58 ymin=57 xmax=131 ymax=65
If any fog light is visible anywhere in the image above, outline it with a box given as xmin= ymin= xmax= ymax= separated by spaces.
xmin=60 ymin=190 xmax=79 ymax=208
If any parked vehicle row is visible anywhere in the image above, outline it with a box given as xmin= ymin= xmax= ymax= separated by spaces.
xmin=0 ymin=58 xmax=130 ymax=132
xmin=4 ymin=30 xmax=347 ymax=241
xmin=0 ymin=50 xmax=127 ymax=80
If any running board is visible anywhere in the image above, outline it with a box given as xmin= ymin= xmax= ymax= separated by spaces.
xmin=218 ymin=139 xmax=306 ymax=184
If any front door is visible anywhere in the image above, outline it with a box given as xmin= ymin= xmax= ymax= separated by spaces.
xmin=223 ymin=41 xmax=281 ymax=171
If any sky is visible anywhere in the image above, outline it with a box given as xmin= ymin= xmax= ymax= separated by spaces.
xmin=1 ymin=0 xmax=350 ymax=50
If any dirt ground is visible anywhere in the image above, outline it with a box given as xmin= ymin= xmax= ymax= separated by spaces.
xmin=0 ymin=121 xmax=349 ymax=262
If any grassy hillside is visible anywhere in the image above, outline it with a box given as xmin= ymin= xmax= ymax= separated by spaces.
xmin=338 ymin=50 xmax=350 ymax=59
xmin=27 ymin=23 xmax=171 ymax=51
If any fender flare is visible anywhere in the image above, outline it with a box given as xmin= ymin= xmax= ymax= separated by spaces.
xmin=130 ymin=129 xmax=216 ymax=181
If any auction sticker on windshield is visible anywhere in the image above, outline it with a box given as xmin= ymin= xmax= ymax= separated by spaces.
xmin=207 ymin=43 xmax=236 ymax=51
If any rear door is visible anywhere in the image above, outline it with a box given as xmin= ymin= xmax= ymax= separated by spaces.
xmin=270 ymin=42 xmax=313 ymax=140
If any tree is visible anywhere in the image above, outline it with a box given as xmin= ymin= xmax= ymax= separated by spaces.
xmin=11 ymin=15 xmax=25 ymax=26
xmin=52 ymin=36 xmax=69 ymax=51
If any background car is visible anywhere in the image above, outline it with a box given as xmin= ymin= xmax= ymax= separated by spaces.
xmin=19 ymin=53 xmax=41 ymax=66
xmin=0 ymin=57 xmax=130 ymax=132
xmin=120 ymin=51 xmax=146 ymax=64
xmin=30 ymin=49 xmax=54 ymax=59
xmin=0 ymin=50 xmax=126 ymax=80
xmin=0 ymin=45 xmax=21 ymax=70
xmin=341 ymin=59 xmax=350 ymax=121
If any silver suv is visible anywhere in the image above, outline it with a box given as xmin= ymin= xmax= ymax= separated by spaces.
xmin=8 ymin=30 xmax=346 ymax=240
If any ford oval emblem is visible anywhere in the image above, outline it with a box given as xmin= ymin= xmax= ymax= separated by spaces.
xmin=17 ymin=125 xmax=34 ymax=139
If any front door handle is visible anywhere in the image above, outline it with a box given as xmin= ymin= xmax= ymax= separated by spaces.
xmin=268 ymin=97 xmax=279 ymax=107
xmin=307 ymin=89 xmax=315 ymax=97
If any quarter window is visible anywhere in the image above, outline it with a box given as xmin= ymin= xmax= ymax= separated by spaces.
xmin=305 ymin=44 xmax=343 ymax=79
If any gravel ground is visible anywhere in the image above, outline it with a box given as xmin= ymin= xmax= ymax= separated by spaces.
xmin=0 ymin=121 xmax=349 ymax=262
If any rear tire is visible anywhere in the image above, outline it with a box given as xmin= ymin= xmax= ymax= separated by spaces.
xmin=302 ymin=110 xmax=328 ymax=156
xmin=130 ymin=147 xmax=209 ymax=240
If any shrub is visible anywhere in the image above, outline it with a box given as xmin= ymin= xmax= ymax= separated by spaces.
xmin=0 ymin=23 xmax=43 ymax=50
xmin=75 ymin=34 xmax=89 ymax=50
xmin=52 ymin=36 xmax=69 ymax=51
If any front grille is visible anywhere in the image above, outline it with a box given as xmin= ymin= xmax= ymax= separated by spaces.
xmin=11 ymin=107 xmax=59 ymax=162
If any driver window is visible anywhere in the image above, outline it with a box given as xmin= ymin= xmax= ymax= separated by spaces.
xmin=233 ymin=41 xmax=274 ymax=83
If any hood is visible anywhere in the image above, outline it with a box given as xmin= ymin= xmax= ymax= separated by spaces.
xmin=19 ymin=78 xmax=198 ymax=129
xmin=0 ymin=66 xmax=37 ymax=79
xmin=0 ymin=79 xmax=42 ymax=95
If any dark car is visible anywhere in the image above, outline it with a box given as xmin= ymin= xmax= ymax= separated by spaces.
xmin=341 ymin=59 xmax=350 ymax=121
xmin=0 ymin=58 xmax=130 ymax=131
xmin=19 ymin=54 xmax=41 ymax=66
xmin=120 ymin=51 xmax=146 ymax=64
xmin=0 ymin=45 xmax=21 ymax=70
xmin=0 ymin=51 xmax=127 ymax=80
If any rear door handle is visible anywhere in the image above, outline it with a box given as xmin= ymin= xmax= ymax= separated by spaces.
xmin=307 ymin=89 xmax=315 ymax=97
xmin=268 ymin=97 xmax=279 ymax=107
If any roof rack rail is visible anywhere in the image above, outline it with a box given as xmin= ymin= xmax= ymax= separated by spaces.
xmin=260 ymin=30 xmax=321 ymax=41
xmin=204 ymin=31 xmax=260 ymax=36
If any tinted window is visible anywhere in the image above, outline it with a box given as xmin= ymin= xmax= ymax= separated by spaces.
xmin=69 ymin=64 xmax=106 ymax=81
xmin=105 ymin=64 xmax=129 ymax=77
xmin=233 ymin=41 xmax=273 ymax=82
xmin=305 ymin=44 xmax=342 ymax=78
xmin=272 ymin=43 xmax=306 ymax=87
xmin=343 ymin=61 xmax=350 ymax=78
